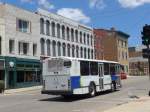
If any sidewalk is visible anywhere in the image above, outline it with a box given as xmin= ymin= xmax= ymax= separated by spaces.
xmin=102 ymin=97 xmax=150 ymax=112
xmin=4 ymin=86 xmax=42 ymax=95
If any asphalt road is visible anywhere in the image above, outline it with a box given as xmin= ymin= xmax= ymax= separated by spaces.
xmin=0 ymin=76 xmax=150 ymax=112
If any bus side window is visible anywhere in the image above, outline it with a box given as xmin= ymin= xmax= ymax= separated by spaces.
xmin=80 ymin=61 xmax=89 ymax=76
xmin=110 ymin=63 xmax=115 ymax=75
xmin=90 ymin=62 xmax=98 ymax=75
xmin=104 ymin=63 xmax=109 ymax=75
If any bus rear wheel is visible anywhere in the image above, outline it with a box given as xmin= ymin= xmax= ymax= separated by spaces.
xmin=88 ymin=83 xmax=96 ymax=97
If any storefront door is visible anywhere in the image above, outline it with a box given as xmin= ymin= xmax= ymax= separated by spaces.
xmin=8 ymin=71 xmax=15 ymax=88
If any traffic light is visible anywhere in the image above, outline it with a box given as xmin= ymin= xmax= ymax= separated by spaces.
xmin=141 ymin=24 xmax=150 ymax=46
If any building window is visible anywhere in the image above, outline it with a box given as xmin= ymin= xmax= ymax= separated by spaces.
xmin=84 ymin=48 xmax=86 ymax=59
xmin=62 ymin=25 xmax=65 ymax=39
xmin=67 ymin=44 xmax=70 ymax=57
xmin=76 ymin=46 xmax=79 ymax=58
xmin=91 ymin=50 xmax=93 ymax=59
xmin=122 ymin=51 xmax=124 ymax=59
xmin=33 ymin=43 xmax=37 ymax=56
xmin=40 ymin=18 xmax=44 ymax=34
xmin=72 ymin=45 xmax=75 ymax=57
xmin=91 ymin=35 xmax=93 ymax=46
xmin=57 ymin=24 xmax=60 ymax=38
xmin=80 ymin=32 xmax=82 ymax=43
xmin=62 ymin=43 xmax=66 ymax=56
xmin=57 ymin=42 xmax=61 ymax=56
xmin=52 ymin=41 xmax=56 ymax=56
xmin=87 ymin=34 xmax=89 ymax=45
xmin=80 ymin=47 xmax=83 ymax=58
xmin=46 ymin=40 xmax=50 ymax=56
xmin=17 ymin=19 xmax=31 ymax=33
xmin=75 ymin=30 xmax=78 ymax=42
xmin=84 ymin=33 xmax=86 ymax=44
xmin=88 ymin=49 xmax=90 ymax=59
xmin=46 ymin=20 xmax=50 ymax=36
xmin=51 ymin=22 xmax=55 ymax=37
xmin=9 ymin=40 xmax=15 ymax=54
xmin=40 ymin=38 xmax=45 ymax=55
xmin=67 ymin=27 xmax=70 ymax=41
xmin=71 ymin=29 xmax=74 ymax=42
xmin=125 ymin=52 xmax=128 ymax=60
xmin=19 ymin=42 xmax=29 ymax=55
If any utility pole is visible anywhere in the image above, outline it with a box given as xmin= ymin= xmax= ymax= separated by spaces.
xmin=141 ymin=24 xmax=150 ymax=96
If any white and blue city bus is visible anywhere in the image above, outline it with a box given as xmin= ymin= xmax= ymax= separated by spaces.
xmin=41 ymin=57 xmax=122 ymax=97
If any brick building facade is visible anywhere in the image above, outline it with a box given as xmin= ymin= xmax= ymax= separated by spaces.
xmin=94 ymin=28 xmax=130 ymax=74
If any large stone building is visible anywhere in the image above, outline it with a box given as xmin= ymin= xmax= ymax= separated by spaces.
xmin=94 ymin=28 xmax=130 ymax=74
xmin=0 ymin=3 xmax=94 ymax=89
xmin=129 ymin=46 xmax=149 ymax=76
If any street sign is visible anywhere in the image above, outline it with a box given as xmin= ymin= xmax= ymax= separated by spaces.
xmin=142 ymin=48 xmax=150 ymax=58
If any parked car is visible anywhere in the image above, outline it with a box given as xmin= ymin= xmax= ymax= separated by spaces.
xmin=120 ymin=72 xmax=127 ymax=80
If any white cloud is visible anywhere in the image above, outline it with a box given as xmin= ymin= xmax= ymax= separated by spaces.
xmin=118 ymin=0 xmax=150 ymax=8
xmin=21 ymin=0 xmax=55 ymax=10
xmin=38 ymin=0 xmax=55 ymax=10
xmin=57 ymin=8 xmax=91 ymax=24
xmin=89 ymin=0 xmax=106 ymax=9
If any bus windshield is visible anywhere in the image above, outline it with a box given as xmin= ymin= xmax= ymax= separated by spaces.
xmin=47 ymin=59 xmax=71 ymax=72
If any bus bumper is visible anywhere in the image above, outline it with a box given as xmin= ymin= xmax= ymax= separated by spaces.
xmin=41 ymin=90 xmax=73 ymax=95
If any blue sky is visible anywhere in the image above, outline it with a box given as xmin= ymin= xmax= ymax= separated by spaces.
xmin=1 ymin=0 xmax=150 ymax=47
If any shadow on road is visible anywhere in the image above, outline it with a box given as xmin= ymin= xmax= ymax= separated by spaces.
xmin=39 ymin=90 xmax=119 ymax=102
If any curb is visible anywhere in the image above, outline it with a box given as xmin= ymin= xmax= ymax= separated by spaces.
xmin=4 ymin=86 xmax=42 ymax=94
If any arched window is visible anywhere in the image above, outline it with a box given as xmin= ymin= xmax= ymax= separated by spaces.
xmin=75 ymin=30 xmax=78 ymax=42
xmin=84 ymin=48 xmax=86 ymax=59
xmin=71 ymin=28 xmax=74 ymax=42
xmin=51 ymin=22 xmax=55 ymax=37
xmin=67 ymin=44 xmax=70 ymax=57
xmin=46 ymin=40 xmax=51 ymax=56
xmin=91 ymin=35 xmax=93 ymax=46
xmin=72 ymin=45 xmax=75 ymax=57
xmin=40 ymin=18 xmax=44 ymax=34
xmin=80 ymin=47 xmax=83 ymax=58
xmin=76 ymin=46 xmax=79 ymax=58
xmin=57 ymin=42 xmax=61 ymax=56
xmin=67 ymin=27 xmax=70 ymax=41
xmin=40 ymin=38 xmax=45 ymax=55
xmin=91 ymin=50 xmax=93 ymax=59
xmin=62 ymin=43 xmax=66 ymax=56
xmin=84 ymin=33 xmax=86 ymax=44
xmin=87 ymin=34 xmax=90 ymax=45
xmin=52 ymin=40 xmax=56 ymax=56
xmin=57 ymin=24 xmax=60 ymax=38
xmin=80 ymin=31 xmax=82 ymax=43
xmin=88 ymin=49 xmax=90 ymax=59
xmin=62 ymin=25 xmax=65 ymax=39
xmin=46 ymin=20 xmax=50 ymax=36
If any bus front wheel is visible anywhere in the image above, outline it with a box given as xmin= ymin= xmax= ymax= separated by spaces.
xmin=88 ymin=83 xmax=96 ymax=97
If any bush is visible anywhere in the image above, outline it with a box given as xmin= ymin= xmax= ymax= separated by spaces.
xmin=0 ymin=80 xmax=4 ymax=93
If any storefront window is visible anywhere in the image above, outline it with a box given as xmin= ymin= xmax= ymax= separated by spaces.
xmin=17 ymin=71 xmax=40 ymax=83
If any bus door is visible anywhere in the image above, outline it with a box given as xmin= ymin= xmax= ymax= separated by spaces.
xmin=99 ymin=63 xmax=104 ymax=90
